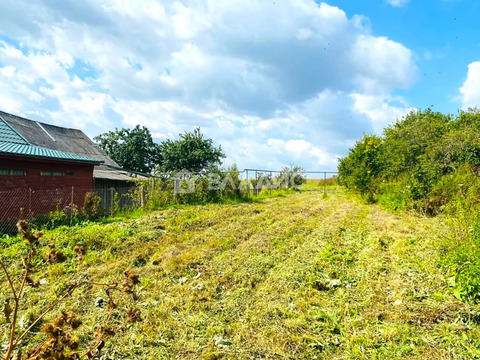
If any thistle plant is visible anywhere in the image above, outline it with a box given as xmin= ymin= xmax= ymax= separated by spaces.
xmin=0 ymin=221 xmax=142 ymax=360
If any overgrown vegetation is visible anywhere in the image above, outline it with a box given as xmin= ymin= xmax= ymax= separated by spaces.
xmin=0 ymin=221 xmax=142 ymax=359
xmin=338 ymin=108 xmax=480 ymax=213
xmin=119 ymin=164 xmax=308 ymax=211
xmin=47 ymin=192 xmax=103 ymax=229
xmin=11 ymin=166 xmax=311 ymax=236
xmin=338 ymin=108 xmax=480 ymax=303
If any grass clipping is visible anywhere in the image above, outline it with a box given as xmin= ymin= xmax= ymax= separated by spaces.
xmin=1 ymin=189 xmax=479 ymax=359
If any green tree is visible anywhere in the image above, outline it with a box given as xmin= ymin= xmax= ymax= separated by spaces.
xmin=94 ymin=125 xmax=161 ymax=173
xmin=158 ymin=127 xmax=225 ymax=173
xmin=338 ymin=134 xmax=383 ymax=199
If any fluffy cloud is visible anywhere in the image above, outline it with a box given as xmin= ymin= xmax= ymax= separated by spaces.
xmin=0 ymin=0 xmax=418 ymax=170
xmin=351 ymin=94 xmax=414 ymax=134
xmin=460 ymin=61 xmax=480 ymax=109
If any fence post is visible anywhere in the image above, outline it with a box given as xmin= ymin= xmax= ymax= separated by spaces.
xmin=141 ymin=186 xmax=145 ymax=207
xmin=324 ymin=172 xmax=327 ymax=196
xmin=29 ymin=188 xmax=32 ymax=218
xmin=174 ymin=179 xmax=179 ymax=199
xmin=70 ymin=186 xmax=74 ymax=224
xmin=111 ymin=188 xmax=114 ymax=209
xmin=270 ymin=171 xmax=272 ymax=195
xmin=151 ymin=178 xmax=155 ymax=207
xmin=246 ymin=170 xmax=250 ymax=197
xmin=255 ymin=170 xmax=258 ymax=196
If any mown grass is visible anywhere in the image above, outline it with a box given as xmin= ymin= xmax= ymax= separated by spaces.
xmin=1 ymin=188 xmax=479 ymax=359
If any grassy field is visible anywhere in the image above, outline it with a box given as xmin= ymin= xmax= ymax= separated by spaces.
xmin=2 ymin=188 xmax=480 ymax=359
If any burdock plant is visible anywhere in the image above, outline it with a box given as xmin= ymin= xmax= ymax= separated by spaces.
xmin=0 ymin=221 xmax=142 ymax=360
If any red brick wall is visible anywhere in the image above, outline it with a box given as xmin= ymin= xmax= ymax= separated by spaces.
xmin=0 ymin=156 xmax=95 ymax=219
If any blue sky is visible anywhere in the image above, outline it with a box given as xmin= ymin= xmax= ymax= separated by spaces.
xmin=330 ymin=0 xmax=480 ymax=114
xmin=0 ymin=0 xmax=479 ymax=171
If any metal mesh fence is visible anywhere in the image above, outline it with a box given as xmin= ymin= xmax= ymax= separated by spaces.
xmin=0 ymin=170 xmax=338 ymax=234
xmin=242 ymin=169 xmax=339 ymax=196
xmin=0 ymin=187 xmax=88 ymax=234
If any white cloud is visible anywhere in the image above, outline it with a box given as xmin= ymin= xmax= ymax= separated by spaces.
xmin=460 ymin=61 xmax=480 ymax=109
xmin=267 ymin=138 xmax=338 ymax=167
xmin=0 ymin=0 xmax=418 ymax=170
xmin=385 ymin=0 xmax=410 ymax=7
xmin=351 ymin=94 xmax=415 ymax=133
xmin=352 ymin=35 xmax=417 ymax=92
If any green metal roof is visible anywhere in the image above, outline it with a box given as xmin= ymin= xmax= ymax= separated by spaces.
xmin=0 ymin=115 xmax=29 ymax=145
xmin=0 ymin=116 xmax=102 ymax=164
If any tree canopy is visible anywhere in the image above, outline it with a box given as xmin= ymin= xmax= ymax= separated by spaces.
xmin=94 ymin=125 xmax=161 ymax=173
xmin=158 ymin=127 xmax=225 ymax=173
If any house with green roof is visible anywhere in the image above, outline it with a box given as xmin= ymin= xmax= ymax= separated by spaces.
xmin=0 ymin=110 xmax=149 ymax=211
xmin=0 ymin=114 xmax=103 ymax=223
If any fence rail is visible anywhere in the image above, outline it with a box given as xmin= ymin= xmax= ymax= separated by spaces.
xmin=0 ymin=170 xmax=338 ymax=234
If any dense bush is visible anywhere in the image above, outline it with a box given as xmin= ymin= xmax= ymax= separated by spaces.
xmin=338 ymin=108 xmax=480 ymax=213
xmin=338 ymin=134 xmax=383 ymax=201
xmin=82 ymin=192 xmax=102 ymax=220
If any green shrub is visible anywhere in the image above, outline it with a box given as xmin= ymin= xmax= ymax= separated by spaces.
xmin=250 ymin=172 xmax=273 ymax=193
xmin=443 ymin=214 xmax=480 ymax=302
xmin=145 ymin=178 xmax=176 ymax=209
xmin=82 ymin=192 xmax=102 ymax=220
xmin=110 ymin=188 xmax=120 ymax=217
xmin=338 ymin=134 xmax=383 ymax=200
xmin=48 ymin=203 xmax=80 ymax=228
xmin=338 ymin=109 xmax=480 ymax=212
xmin=445 ymin=250 xmax=480 ymax=303
xmin=220 ymin=164 xmax=243 ymax=198
xmin=48 ymin=208 xmax=68 ymax=228
xmin=376 ymin=181 xmax=410 ymax=212
xmin=129 ymin=166 xmax=248 ymax=209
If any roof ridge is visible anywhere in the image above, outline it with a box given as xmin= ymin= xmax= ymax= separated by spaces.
xmin=0 ymin=110 xmax=78 ymax=131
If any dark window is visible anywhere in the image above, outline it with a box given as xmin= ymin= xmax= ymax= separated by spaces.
xmin=41 ymin=171 xmax=65 ymax=176
xmin=0 ymin=169 xmax=26 ymax=175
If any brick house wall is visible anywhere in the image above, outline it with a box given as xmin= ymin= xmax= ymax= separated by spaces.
xmin=0 ymin=156 xmax=95 ymax=219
